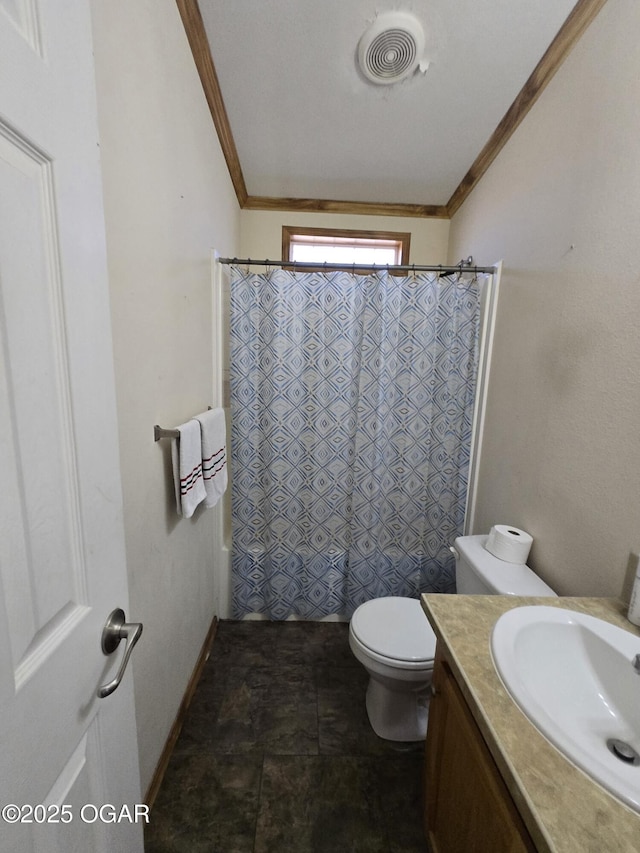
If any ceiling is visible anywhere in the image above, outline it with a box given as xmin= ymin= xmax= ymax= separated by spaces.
xmin=178 ymin=0 xmax=605 ymax=218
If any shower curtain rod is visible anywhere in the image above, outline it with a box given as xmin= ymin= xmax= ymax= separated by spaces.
xmin=217 ymin=258 xmax=496 ymax=275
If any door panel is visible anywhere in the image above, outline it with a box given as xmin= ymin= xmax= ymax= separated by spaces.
xmin=0 ymin=1 xmax=143 ymax=850
xmin=0 ymin=122 xmax=87 ymax=673
xmin=0 ymin=0 xmax=41 ymax=54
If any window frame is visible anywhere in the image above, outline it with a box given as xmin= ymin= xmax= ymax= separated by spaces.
xmin=281 ymin=226 xmax=411 ymax=273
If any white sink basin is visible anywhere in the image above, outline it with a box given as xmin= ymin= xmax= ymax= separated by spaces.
xmin=491 ymin=606 xmax=640 ymax=813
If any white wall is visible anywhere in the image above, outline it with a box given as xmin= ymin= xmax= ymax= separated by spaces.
xmin=90 ymin=0 xmax=239 ymax=794
xmin=239 ymin=209 xmax=450 ymax=264
xmin=448 ymin=0 xmax=640 ymax=598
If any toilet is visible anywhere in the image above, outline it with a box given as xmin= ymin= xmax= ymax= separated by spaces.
xmin=348 ymin=533 xmax=557 ymax=741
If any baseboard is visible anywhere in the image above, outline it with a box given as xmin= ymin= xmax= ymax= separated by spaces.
xmin=144 ymin=614 xmax=219 ymax=808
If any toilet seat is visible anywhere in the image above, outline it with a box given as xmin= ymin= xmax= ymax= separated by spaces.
xmin=350 ymin=597 xmax=436 ymax=671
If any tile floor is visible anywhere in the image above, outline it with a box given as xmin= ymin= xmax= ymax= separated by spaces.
xmin=145 ymin=620 xmax=427 ymax=852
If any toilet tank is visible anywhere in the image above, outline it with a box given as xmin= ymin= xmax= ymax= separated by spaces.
xmin=454 ymin=534 xmax=557 ymax=596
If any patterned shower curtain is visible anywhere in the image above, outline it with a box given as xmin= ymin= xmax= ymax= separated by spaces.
xmin=229 ymin=266 xmax=481 ymax=619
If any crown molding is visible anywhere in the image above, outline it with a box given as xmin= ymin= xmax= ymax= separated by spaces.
xmin=178 ymin=0 xmax=608 ymax=221
xmin=175 ymin=0 xmax=248 ymax=206
xmin=245 ymin=195 xmax=448 ymax=219
xmin=446 ymin=0 xmax=608 ymax=217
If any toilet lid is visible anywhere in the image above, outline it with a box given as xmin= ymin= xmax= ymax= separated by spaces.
xmin=351 ymin=597 xmax=437 ymax=663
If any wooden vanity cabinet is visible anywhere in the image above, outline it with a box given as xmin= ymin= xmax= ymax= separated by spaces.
xmin=424 ymin=647 xmax=537 ymax=853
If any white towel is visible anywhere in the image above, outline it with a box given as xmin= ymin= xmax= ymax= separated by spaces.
xmin=171 ymin=420 xmax=207 ymax=518
xmin=194 ymin=407 xmax=228 ymax=508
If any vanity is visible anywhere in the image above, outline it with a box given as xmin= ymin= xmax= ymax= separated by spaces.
xmin=421 ymin=594 xmax=640 ymax=852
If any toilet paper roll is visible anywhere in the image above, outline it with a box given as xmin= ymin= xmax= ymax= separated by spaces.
xmin=485 ymin=525 xmax=533 ymax=564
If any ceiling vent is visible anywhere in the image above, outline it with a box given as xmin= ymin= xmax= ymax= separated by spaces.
xmin=357 ymin=12 xmax=426 ymax=86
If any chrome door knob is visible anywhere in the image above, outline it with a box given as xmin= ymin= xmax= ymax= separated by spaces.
xmin=97 ymin=608 xmax=143 ymax=698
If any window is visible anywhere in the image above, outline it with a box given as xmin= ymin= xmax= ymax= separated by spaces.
xmin=282 ymin=226 xmax=410 ymax=271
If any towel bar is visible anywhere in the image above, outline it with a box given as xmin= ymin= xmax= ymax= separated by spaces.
xmin=154 ymin=407 xmax=214 ymax=442
xmin=154 ymin=425 xmax=180 ymax=441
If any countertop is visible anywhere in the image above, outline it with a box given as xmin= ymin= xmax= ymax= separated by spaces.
xmin=420 ymin=594 xmax=640 ymax=853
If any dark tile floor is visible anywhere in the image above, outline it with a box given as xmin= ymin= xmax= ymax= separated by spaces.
xmin=145 ymin=620 xmax=427 ymax=853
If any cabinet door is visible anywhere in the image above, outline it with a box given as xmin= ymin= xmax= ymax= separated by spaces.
xmin=425 ymin=656 xmax=536 ymax=853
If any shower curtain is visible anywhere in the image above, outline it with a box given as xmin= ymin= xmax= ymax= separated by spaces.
xmin=229 ymin=266 xmax=481 ymax=619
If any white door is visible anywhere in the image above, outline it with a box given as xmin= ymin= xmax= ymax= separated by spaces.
xmin=0 ymin=1 xmax=143 ymax=851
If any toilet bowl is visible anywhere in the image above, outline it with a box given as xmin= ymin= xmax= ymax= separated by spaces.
xmin=349 ymin=534 xmax=557 ymax=741
xmin=349 ymin=596 xmax=436 ymax=741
